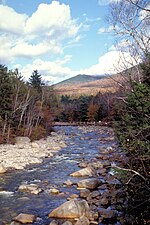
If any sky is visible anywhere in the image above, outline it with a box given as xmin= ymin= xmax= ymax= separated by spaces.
xmin=0 ymin=0 xmax=141 ymax=84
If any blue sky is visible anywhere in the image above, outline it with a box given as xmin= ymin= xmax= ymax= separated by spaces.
xmin=0 ymin=0 xmax=140 ymax=83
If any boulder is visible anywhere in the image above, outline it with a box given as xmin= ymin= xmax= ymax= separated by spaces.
xmin=15 ymin=137 xmax=30 ymax=144
xmin=64 ymin=179 xmax=74 ymax=186
xmin=13 ymin=213 xmax=36 ymax=224
xmin=79 ymin=189 xmax=90 ymax=198
xmin=18 ymin=184 xmax=42 ymax=194
xmin=70 ymin=167 xmax=95 ymax=177
xmin=49 ymin=220 xmax=59 ymax=225
xmin=98 ymin=208 xmax=116 ymax=219
xmin=50 ymin=189 xmax=60 ymax=194
xmin=48 ymin=199 xmax=90 ymax=219
xmin=0 ymin=166 xmax=7 ymax=174
xmin=62 ymin=222 xmax=73 ymax=225
xmin=77 ymin=178 xmax=101 ymax=190
xmin=75 ymin=215 xmax=89 ymax=225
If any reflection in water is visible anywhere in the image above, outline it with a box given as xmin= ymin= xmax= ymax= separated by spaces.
xmin=0 ymin=126 xmax=116 ymax=224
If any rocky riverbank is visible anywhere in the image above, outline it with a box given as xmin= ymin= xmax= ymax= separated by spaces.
xmin=0 ymin=131 xmax=67 ymax=171
xmin=0 ymin=126 xmax=128 ymax=225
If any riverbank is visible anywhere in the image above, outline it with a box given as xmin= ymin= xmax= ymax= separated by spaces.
xmin=0 ymin=131 xmax=67 ymax=171
xmin=0 ymin=126 xmax=128 ymax=225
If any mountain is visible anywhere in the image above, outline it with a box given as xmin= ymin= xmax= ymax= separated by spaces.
xmin=53 ymin=73 xmax=122 ymax=96
xmin=55 ymin=74 xmax=105 ymax=86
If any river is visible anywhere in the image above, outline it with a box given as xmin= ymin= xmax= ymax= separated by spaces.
xmin=0 ymin=125 xmax=119 ymax=224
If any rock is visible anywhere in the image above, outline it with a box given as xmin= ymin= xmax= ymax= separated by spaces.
xmin=98 ymin=208 xmax=116 ymax=219
xmin=97 ymin=168 xmax=107 ymax=175
xmin=10 ymin=222 xmax=21 ymax=225
xmin=75 ymin=215 xmax=90 ymax=225
xmin=79 ymin=189 xmax=90 ymax=198
xmin=15 ymin=136 xmax=30 ymax=144
xmin=48 ymin=199 xmax=90 ymax=219
xmin=78 ymin=162 xmax=89 ymax=168
xmin=64 ymin=179 xmax=74 ymax=186
xmin=70 ymin=167 xmax=95 ymax=177
xmin=13 ymin=213 xmax=36 ymax=223
xmin=50 ymin=189 xmax=60 ymax=194
xmin=18 ymin=184 xmax=42 ymax=194
xmin=31 ymin=142 xmax=39 ymax=148
xmin=68 ymin=194 xmax=79 ymax=199
xmin=62 ymin=222 xmax=73 ymax=225
xmin=49 ymin=220 xmax=59 ymax=225
xmin=77 ymin=178 xmax=101 ymax=190
xmin=0 ymin=166 xmax=7 ymax=174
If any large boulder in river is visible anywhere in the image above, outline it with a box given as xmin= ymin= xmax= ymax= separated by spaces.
xmin=48 ymin=199 xmax=90 ymax=219
xmin=70 ymin=167 xmax=95 ymax=177
xmin=77 ymin=178 xmax=101 ymax=190
xmin=13 ymin=213 xmax=36 ymax=224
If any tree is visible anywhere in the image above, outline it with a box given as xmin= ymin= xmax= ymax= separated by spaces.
xmin=109 ymin=0 xmax=149 ymax=56
xmin=0 ymin=65 xmax=13 ymax=121
xmin=108 ymin=1 xmax=150 ymax=223
xmin=29 ymin=70 xmax=44 ymax=92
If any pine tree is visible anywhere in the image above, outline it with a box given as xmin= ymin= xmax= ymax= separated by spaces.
xmin=29 ymin=70 xmax=44 ymax=92
xmin=0 ymin=65 xmax=13 ymax=119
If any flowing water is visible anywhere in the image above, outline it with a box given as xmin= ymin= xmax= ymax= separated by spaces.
xmin=0 ymin=126 xmax=116 ymax=224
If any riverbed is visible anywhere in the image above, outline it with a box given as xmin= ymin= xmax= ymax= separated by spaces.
xmin=0 ymin=126 xmax=124 ymax=224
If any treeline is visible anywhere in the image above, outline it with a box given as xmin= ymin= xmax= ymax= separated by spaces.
xmin=56 ymin=91 xmax=119 ymax=123
xmin=0 ymin=65 xmax=59 ymax=143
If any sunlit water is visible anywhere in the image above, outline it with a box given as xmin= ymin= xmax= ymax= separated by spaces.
xmin=0 ymin=126 xmax=116 ymax=224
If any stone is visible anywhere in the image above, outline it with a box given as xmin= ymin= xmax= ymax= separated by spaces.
xmin=10 ymin=222 xmax=21 ymax=225
xmin=13 ymin=213 xmax=36 ymax=223
xmin=75 ymin=215 xmax=90 ymax=225
xmin=70 ymin=167 xmax=95 ymax=177
xmin=49 ymin=220 xmax=59 ymax=225
xmin=18 ymin=184 xmax=42 ymax=194
xmin=78 ymin=162 xmax=89 ymax=168
xmin=15 ymin=136 xmax=30 ymax=144
xmin=48 ymin=199 xmax=90 ymax=219
xmin=79 ymin=189 xmax=90 ymax=198
xmin=64 ymin=179 xmax=74 ymax=186
xmin=62 ymin=222 xmax=73 ymax=225
xmin=98 ymin=208 xmax=116 ymax=219
xmin=77 ymin=178 xmax=101 ymax=190
xmin=31 ymin=142 xmax=39 ymax=148
xmin=50 ymin=189 xmax=60 ymax=194
xmin=68 ymin=194 xmax=79 ymax=199
xmin=0 ymin=166 xmax=7 ymax=174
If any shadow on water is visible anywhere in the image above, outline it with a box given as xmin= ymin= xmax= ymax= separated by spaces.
xmin=0 ymin=126 xmax=116 ymax=224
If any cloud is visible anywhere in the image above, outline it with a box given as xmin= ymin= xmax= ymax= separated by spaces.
xmin=0 ymin=1 xmax=81 ymax=63
xmin=98 ymin=25 xmax=115 ymax=34
xmin=0 ymin=5 xmax=28 ymax=34
xmin=25 ymin=1 xmax=80 ymax=40
xmin=79 ymin=50 xmax=141 ymax=75
xmin=19 ymin=56 xmax=77 ymax=84
xmin=98 ymin=0 xmax=121 ymax=6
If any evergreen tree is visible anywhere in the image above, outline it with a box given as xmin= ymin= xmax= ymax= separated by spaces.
xmin=0 ymin=65 xmax=13 ymax=119
xmin=29 ymin=70 xmax=44 ymax=92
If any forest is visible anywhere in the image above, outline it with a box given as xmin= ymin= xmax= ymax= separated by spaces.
xmin=0 ymin=0 xmax=149 ymax=224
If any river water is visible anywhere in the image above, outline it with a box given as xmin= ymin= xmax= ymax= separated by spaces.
xmin=0 ymin=126 xmax=117 ymax=224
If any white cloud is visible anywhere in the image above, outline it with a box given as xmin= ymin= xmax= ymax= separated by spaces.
xmin=0 ymin=1 xmax=81 ymax=63
xmin=98 ymin=25 xmax=115 ymax=34
xmin=79 ymin=51 xmax=141 ymax=75
xmin=25 ymin=1 xmax=79 ymax=40
xmin=19 ymin=56 xmax=77 ymax=84
xmin=0 ymin=5 xmax=28 ymax=34
xmin=98 ymin=0 xmax=121 ymax=6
